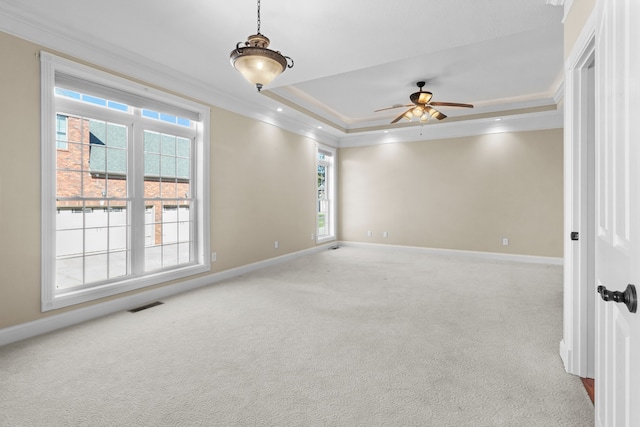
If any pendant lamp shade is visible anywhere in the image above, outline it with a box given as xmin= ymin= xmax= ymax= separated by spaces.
xmin=229 ymin=1 xmax=293 ymax=91
xmin=230 ymin=34 xmax=291 ymax=91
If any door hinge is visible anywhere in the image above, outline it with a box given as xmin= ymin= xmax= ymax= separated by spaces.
xmin=571 ymin=231 xmax=579 ymax=241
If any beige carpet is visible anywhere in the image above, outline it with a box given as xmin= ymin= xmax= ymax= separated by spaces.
xmin=0 ymin=246 xmax=593 ymax=426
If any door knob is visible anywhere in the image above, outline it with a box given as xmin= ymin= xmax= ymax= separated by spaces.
xmin=597 ymin=284 xmax=637 ymax=313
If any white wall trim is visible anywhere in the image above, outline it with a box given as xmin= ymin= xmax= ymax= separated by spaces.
xmin=0 ymin=243 xmax=335 ymax=347
xmin=339 ymin=241 xmax=564 ymax=265
xmin=554 ymin=80 xmax=565 ymax=106
xmin=561 ymin=7 xmax=596 ymax=377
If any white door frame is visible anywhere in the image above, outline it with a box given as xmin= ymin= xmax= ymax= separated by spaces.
xmin=560 ymin=9 xmax=597 ymax=378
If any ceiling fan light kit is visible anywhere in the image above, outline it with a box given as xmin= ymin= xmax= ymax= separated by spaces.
xmin=230 ymin=0 xmax=294 ymax=91
xmin=376 ymin=81 xmax=474 ymax=124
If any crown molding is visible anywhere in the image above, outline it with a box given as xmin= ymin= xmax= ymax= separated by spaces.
xmin=0 ymin=4 xmax=563 ymax=148
xmin=0 ymin=4 xmax=344 ymax=147
xmin=338 ymin=108 xmax=563 ymax=148
xmin=546 ymin=0 xmax=573 ymax=23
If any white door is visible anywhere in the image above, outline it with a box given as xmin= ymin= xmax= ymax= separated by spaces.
xmin=594 ymin=0 xmax=640 ymax=425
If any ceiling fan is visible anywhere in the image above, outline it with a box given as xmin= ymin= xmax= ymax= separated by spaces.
xmin=375 ymin=81 xmax=473 ymax=124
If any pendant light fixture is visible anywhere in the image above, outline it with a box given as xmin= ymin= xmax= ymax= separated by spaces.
xmin=230 ymin=0 xmax=294 ymax=91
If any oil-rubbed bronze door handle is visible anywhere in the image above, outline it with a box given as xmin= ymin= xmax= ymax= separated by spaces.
xmin=597 ymin=284 xmax=637 ymax=313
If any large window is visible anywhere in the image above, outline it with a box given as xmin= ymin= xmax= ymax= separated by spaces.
xmin=41 ymin=52 xmax=210 ymax=310
xmin=317 ymin=145 xmax=336 ymax=242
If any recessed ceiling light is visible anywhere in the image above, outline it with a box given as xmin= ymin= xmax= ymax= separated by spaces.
xmin=384 ymin=130 xmax=389 ymax=133
xmin=317 ymin=126 xmax=322 ymax=129
xmin=495 ymin=118 xmax=502 ymax=121
xmin=276 ymin=107 xmax=283 ymax=112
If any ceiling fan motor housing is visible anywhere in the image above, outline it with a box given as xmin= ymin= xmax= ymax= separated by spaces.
xmin=410 ymin=91 xmax=433 ymax=105
xmin=377 ymin=80 xmax=472 ymax=124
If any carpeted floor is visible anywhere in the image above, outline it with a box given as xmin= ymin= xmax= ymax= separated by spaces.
xmin=0 ymin=246 xmax=593 ymax=426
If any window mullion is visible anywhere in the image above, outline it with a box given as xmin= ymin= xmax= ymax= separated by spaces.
xmin=130 ymin=119 xmax=145 ymax=276
xmin=189 ymin=136 xmax=197 ymax=262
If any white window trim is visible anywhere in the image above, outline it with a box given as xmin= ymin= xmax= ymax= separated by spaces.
xmin=316 ymin=144 xmax=337 ymax=244
xmin=40 ymin=52 xmax=210 ymax=311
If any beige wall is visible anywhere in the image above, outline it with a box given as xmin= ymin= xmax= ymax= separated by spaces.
xmin=210 ymin=107 xmax=317 ymax=270
xmin=564 ymin=0 xmax=596 ymax=58
xmin=0 ymin=31 xmax=318 ymax=329
xmin=338 ymin=129 xmax=564 ymax=257
xmin=0 ymin=28 xmax=565 ymax=331
xmin=0 ymin=32 xmax=43 ymax=328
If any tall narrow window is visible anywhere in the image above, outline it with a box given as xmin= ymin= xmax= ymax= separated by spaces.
xmin=41 ymin=52 xmax=210 ymax=310
xmin=317 ymin=145 xmax=336 ymax=242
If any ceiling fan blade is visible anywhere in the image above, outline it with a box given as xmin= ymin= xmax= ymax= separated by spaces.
xmin=391 ymin=108 xmax=412 ymax=124
xmin=425 ymin=106 xmax=447 ymax=120
xmin=429 ymin=102 xmax=474 ymax=108
xmin=374 ymin=104 xmax=413 ymax=112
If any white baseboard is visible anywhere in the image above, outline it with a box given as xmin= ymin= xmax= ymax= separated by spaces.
xmin=0 ymin=243 xmax=335 ymax=347
xmin=0 ymin=241 xmax=559 ymax=347
xmin=339 ymin=241 xmax=564 ymax=265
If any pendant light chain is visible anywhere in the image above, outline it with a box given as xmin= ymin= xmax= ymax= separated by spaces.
xmin=256 ymin=0 xmax=261 ymax=34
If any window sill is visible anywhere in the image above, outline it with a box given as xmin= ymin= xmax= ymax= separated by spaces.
xmin=316 ymin=236 xmax=337 ymax=245
xmin=43 ymin=262 xmax=210 ymax=312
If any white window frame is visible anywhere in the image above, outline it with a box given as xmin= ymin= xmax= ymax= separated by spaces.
xmin=316 ymin=144 xmax=336 ymax=243
xmin=40 ymin=52 xmax=210 ymax=311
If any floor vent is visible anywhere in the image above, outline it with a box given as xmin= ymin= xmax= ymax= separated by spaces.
xmin=330 ymin=245 xmax=340 ymax=250
xmin=128 ymin=301 xmax=164 ymax=313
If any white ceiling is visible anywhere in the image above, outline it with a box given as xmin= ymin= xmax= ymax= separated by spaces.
xmin=0 ymin=0 xmax=565 ymax=146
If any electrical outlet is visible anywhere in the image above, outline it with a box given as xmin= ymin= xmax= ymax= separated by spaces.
xmin=311 ymin=233 xmax=315 ymax=240
xmin=383 ymin=231 xmax=388 ymax=238
xmin=367 ymin=230 xmax=372 ymax=237
xmin=502 ymin=238 xmax=509 ymax=246
xmin=274 ymin=240 xmax=279 ymax=249
xmin=211 ymin=252 xmax=217 ymax=262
